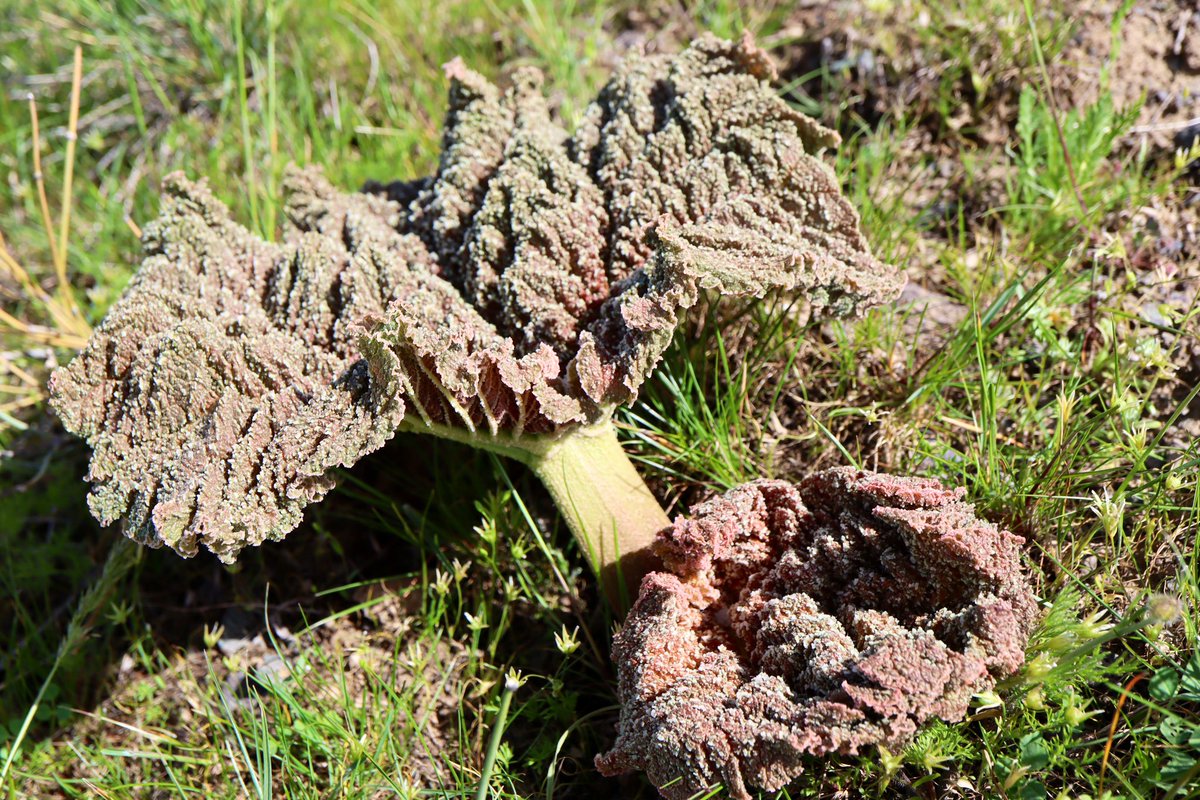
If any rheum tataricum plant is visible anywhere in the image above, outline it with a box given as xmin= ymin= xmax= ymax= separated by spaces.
xmin=47 ymin=33 xmax=1043 ymax=798
xmin=49 ymin=34 xmax=902 ymax=597
xmin=596 ymin=470 xmax=1037 ymax=799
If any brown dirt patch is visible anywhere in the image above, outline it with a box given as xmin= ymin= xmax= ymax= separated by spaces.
xmin=1063 ymin=0 xmax=1200 ymax=151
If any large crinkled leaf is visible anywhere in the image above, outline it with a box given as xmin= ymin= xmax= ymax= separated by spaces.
xmin=52 ymin=33 xmax=902 ymax=558
xmin=570 ymin=32 xmax=841 ymax=280
xmin=596 ymin=470 xmax=1037 ymax=800
xmin=49 ymin=172 xmax=409 ymax=562
xmin=456 ymin=70 xmax=611 ymax=355
xmin=370 ymin=32 xmax=902 ymax=426
xmin=361 ymin=268 xmax=585 ymax=437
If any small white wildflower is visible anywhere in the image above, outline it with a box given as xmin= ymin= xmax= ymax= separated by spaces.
xmin=202 ymin=623 xmax=225 ymax=650
xmin=1124 ymin=422 xmax=1150 ymax=462
xmin=510 ymin=539 xmax=528 ymax=561
xmin=1175 ymin=138 xmax=1200 ymax=171
xmin=1024 ymin=652 xmax=1056 ymax=682
xmin=877 ymin=745 xmax=903 ymax=776
xmin=505 ymin=667 xmax=527 ymax=691
xmin=452 ymin=558 xmax=469 ymax=581
xmin=554 ymin=625 xmax=581 ymax=656
xmin=1076 ymin=610 xmax=1114 ymax=639
xmin=1088 ymin=487 xmax=1125 ymax=540
xmin=432 ymin=568 xmax=452 ymax=595
xmin=475 ymin=518 xmax=498 ymax=546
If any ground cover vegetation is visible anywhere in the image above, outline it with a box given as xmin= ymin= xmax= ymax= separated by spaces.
xmin=0 ymin=1 xmax=1197 ymax=798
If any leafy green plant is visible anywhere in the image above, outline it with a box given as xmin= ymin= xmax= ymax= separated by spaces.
xmin=1007 ymin=86 xmax=1143 ymax=247
xmin=1146 ymin=651 xmax=1200 ymax=794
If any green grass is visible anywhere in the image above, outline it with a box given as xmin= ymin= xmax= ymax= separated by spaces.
xmin=2 ymin=0 xmax=1199 ymax=798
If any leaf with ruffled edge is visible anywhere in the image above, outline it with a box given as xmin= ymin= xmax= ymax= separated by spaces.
xmin=48 ymin=171 xmax=413 ymax=562
xmin=596 ymin=469 xmax=1037 ymax=800
xmin=51 ymin=33 xmax=902 ymax=576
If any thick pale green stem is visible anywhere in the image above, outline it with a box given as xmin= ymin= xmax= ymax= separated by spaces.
xmin=400 ymin=418 xmax=669 ymax=608
xmin=526 ymin=422 xmax=669 ymax=607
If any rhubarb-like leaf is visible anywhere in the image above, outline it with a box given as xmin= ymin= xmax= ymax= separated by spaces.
xmin=51 ymin=34 xmax=902 ymax=577
xmin=597 ymin=469 xmax=1036 ymax=800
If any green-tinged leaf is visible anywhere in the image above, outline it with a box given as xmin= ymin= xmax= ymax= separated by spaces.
xmin=1150 ymin=666 xmax=1182 ymax=702
xmin=1019 ymin=733 xmax=1050 ymax=770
